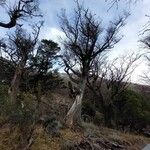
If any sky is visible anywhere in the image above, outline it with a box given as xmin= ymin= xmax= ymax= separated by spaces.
xmin=0 ymin=0 xmax=150 ymax=84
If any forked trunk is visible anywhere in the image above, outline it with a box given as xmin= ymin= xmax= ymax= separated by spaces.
xmin=65 ymin=77 xmax=87 ymax=128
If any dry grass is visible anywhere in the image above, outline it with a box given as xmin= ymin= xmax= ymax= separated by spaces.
xmin=83 ymin=122 xmax=150 ymax=149
xmin=30 ymin=126 xmax=83 ymax=150
xmin=0 ymin=122 xmax=149 ymax=150
xmin=0 ymin=125 xmax=23 ymax=150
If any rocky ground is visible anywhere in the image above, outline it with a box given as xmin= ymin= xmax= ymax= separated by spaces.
xmin=0 ymin=90 xmax=149 ymax=150
xmin=0 ymin=121 xmax=149 ymax=150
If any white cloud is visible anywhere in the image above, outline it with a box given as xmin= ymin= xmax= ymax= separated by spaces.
xmin=1 ymin=0 xmax=150 ymax=84
xmin=40 ymin=27 xmax=65 ymax=43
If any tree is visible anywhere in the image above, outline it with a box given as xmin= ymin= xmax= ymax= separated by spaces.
xmin=118 ymin=89 xmax=149 ymax=131
xmin=106 ymin=0 xmax=140 ymax=9
xmin=140 ymin=35 xmax=150 ymax=85
xmin=59 ymin=2 xmax=126 ymax=127
xmin=22 ymin=39 xmax=63 ymax=116
xmin=0 ymin=0 xmax=41 ymax=28
xmin=1 ymin=22 xmax=42 ymax=104
xmin=87 ymin=53 xmax=141 ymax=127
xmin=0 ymin=57 xmax=15 ymax=84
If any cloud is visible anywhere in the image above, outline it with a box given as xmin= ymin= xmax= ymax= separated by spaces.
xmin=40 ymin=27 xmax=65 ymax=43
xmin=1 ymin=0 xmax=150 ymax=83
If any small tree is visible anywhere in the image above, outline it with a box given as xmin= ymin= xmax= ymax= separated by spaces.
xmin=140 ymin=35 xmax=150 ymax=85
xmin=59 ymin=2 xmax=126 ymax=127
xmin=1 ymin=23 xmax=42 ymax=104
xmin=118 ymin=89 xmax=150 ymax=131
xmin=22 ymin=39 xmax=62 ymax=115
xmin=87 ymin=53 xmax=141 ymax=127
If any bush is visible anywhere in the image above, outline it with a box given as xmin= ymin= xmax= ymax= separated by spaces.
xmin=8 ymin=92 xmax=36 ymax=126
xmin=93 ymin=111 xmax=104 ymax=126
xmin=117 ymin=89 xmax=150 ymax=131
xmin=8 ymin=104 xmax=34 ymax=127
xmin=0 ymin=87 xmax=36 ymax=127
xmin=0 ymin=84 xmax=10 ymax=118
xmin=82 ymin=100 xmax=96 ymax=122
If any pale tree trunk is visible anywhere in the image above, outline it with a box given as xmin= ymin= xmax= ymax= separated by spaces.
xmin=8 ymin=68 xmax=22 ymax=104
xmin=65 ymin=77 xmax=87 ymax=127
xmin=8 ymin=61 xmax=25 ymax=105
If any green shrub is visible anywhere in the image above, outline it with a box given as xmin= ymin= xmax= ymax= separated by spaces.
xmin=8 ymin=104 xmax=35 ymax=127
xmin=82 ymin=100 xmax=96 ymax=121
xmin=93 ymin=111 xmax=104 ymax=126
xmin=0 ymin=86 xmax=36 ymax=127
xmin=117 ymin=89 xmax=150 ymax=130
xmin=8 ymin=92 xmax=36 ymax=126
xmin=0 ymin=84 xmax=9 ymax=116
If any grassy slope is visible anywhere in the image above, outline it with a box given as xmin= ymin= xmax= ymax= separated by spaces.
xmin=0 ymin=83 xmax=149 ymax=150
xmin=0 ymin=122 xmax=149 ymax=150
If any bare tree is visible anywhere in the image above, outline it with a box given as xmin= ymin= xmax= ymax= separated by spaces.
xmin=0 ymin=0 xmax=41 ymax=28
xmin=140 ymin=34 xmax=150 ymax=85
xmin=87 ymin=53 xmax=141 ymax=127
xmin=1 ymin=22 xmax=42 ymax=104
xmin=106 ymin=0 xmax=140 ymax=10
xmin=59 ymin=2 xmax=126 ymax=127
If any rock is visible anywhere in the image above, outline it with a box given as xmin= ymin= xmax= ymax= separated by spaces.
xmin=111 ymin=142 xmax=124 ymax=149
xmin=39 ymin=115 xmax=62 ymax=137
xmin=62 ymin=134 xmax=125 ymax=150
xmin=142 ymin=129 xmax=150 ymax=137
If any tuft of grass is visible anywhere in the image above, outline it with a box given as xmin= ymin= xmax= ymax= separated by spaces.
xmin=31 ymin=126 xmax=83 ymax=150
xmin=31 ymin=126 xmax=61 ymax=150
xmin=0 ymin=125 xmax=23 ymax=150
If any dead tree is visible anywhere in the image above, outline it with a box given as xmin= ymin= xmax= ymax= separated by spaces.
xmin=106 ymin=0 xmax=140 ymax=10
xmin=140 ymin=34 xmax=150 ymax=85
xmin=0 ymin=0 xmax=41 ymax=28
xmin=87 ymin=53 xmax=141 ymax=127
xmin=59 ymin=2 xmax=126 ymax=128
xmin=2 ymin=22 xmax=42 ymax=104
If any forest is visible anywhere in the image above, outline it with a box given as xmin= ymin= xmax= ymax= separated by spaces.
xmin=0 ymin=0 xmax=150 ymax=149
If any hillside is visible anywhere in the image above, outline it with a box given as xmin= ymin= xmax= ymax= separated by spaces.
xmin=0 ymin=122 xmax=149 ymax=150
xmin=0 ymin=88 xmax=149 ymax=150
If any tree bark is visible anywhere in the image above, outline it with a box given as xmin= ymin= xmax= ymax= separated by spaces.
xmin=0 ymin=20 xmax=17 ymax=29
xmin=65 ymin=77 xmax=87 ymax=128
xmin=8 ymin=60 xmax=25 ymax=105
xmin=8 ymin=68 xmax=22 ymax=104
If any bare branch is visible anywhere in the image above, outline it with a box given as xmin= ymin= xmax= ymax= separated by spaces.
xmin=59 ymin=2 xmax=125 ymax=85
xmin=106 ymin=0 xmax=141 ymax=10
xmin=0 ymin=0 xmax=42 ymax=28
xmin=88 ymin=52 xmax=141 ymax=102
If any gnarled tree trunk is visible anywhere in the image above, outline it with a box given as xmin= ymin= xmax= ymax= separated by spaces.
xmin=8 ymin=68 xmax=22 ymax=104
xmin=65 ymin=77 xmax=87 ymax=128
xmin=8 ymin=61 xmax=25 ymax=105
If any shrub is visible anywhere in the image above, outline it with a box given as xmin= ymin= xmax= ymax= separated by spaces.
xmin=82 ymin=100 xmax=96 ymax=122
xmin=8 ymin=104 xmax=34 ymax=127
xmin=93 ymin=111 xmax=104 ymax=126
xmin=9 ymin=92 xmax=36 ymax=126
xmin=0 ymin=84 xmax=9 ymax=117
xmin=0 ymin=87 xmax=36 ymax=127
xmin=117 ymin=89 xmax=150 ymax=131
